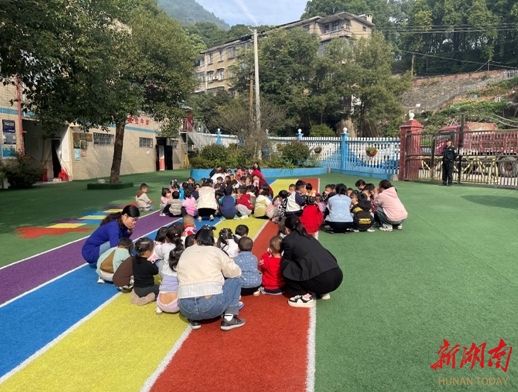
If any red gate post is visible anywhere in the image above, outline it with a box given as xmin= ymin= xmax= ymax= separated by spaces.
xmin=399 ymin=116 xmax=423 ymax=181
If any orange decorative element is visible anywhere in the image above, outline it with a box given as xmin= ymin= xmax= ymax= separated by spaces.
xmin=16 ymin=227 xmax=92 ymax=239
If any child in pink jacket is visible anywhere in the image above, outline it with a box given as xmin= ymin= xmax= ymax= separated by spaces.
xmin=181 ymin=188 xmax=198 ymax=217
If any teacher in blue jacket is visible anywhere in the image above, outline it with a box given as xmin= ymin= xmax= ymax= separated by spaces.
xmin=82 ymin=205 xmax=140 ymax=266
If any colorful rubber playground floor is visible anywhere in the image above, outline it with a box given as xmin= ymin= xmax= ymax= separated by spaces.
xmin=1 ymin=173 xmax=518 ymax=391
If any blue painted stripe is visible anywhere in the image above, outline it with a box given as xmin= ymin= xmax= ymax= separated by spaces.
xmin=0 ymin=217 xmax=220 ymax=377
xmin=0 ymin=267 xmax=115 ymax=376
xmin=77 ymin=220 xmax=103 ymax=225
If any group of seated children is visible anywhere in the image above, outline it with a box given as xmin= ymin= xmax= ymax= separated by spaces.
xmin=135 ymin=166 xmax=384 ymax=235
xmin=95 ymin=220 xmax=287 ymax=313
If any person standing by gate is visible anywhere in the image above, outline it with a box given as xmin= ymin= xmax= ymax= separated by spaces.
xmin=441 ymin=140 xmax=456 ymax=186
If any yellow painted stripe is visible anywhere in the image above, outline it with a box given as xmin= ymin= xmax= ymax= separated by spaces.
xmin=104 ymin=209 xmax=123 ymax=213
xmin=270 ymin=179 xmax=296 ymax=196
xmin=212 ymin=215 xmax=266 ymax=237
xmin=0 ymin=295 xmax=187 ymax=392
xmin=80 ymin=215 xmax=107 ymax=220
xmin=47 ymin=223 xmax=86 ymax=229
xmin=1 ymin=186 xmax=279 ymax=391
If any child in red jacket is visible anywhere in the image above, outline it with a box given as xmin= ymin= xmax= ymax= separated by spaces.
xmin=258 ymin=236 xmax=285 ymax=295
xmin=300 ymin=196 xmax=323 ymax=237
xmin=236 ymin=186 xmax=253 ymax=219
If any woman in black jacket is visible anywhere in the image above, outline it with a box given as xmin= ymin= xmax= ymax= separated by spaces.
xmin=281 ymin=215 xmax=343 ymax=308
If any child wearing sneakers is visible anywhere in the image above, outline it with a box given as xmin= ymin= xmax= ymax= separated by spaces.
xmin=136 ymin=183 xmax=154 ymax=211
xmin=258 ymin=236 xmax=285 ymax=295
xmin=233 ymin=237 xmax=262 ymax=295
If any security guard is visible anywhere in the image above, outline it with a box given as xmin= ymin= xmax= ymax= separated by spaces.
xmin=441 ymin=140 xmax=456 ymax=186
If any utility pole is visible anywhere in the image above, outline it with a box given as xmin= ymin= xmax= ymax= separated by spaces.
xmin=249 ymin=69 xmax=254 ymax=132
xmin=487 ymin=60 xmax=490 ymax=72
xmin=253 ymin=29 xmax=261 ymax=132
xmin=411 ymin=54 xmax=415 ymax=76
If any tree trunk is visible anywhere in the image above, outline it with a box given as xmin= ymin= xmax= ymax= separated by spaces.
xmin=109 ymin=121 xmax=125 ymax=184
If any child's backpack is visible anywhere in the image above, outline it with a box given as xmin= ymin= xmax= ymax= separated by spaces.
xmin=354 ymin=209 xmax=374 ymax=231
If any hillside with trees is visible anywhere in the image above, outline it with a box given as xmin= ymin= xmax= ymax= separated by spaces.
xmin=157 ymin=0 xmax=229 ymax=29
xmin=302 ymin=0 xmax=518 ymax=76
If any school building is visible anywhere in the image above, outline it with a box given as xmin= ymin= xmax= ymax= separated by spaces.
xmin=0 ymin=83 xmax=187 ymax=182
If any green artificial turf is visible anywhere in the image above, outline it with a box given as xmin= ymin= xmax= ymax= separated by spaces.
xmin=316 ymin=176 xmax=518 ymax=391
xmin=0 ymin=170 xmax=190 ymax=267
xmin=2 ymin=171 xmax=517 ymax=391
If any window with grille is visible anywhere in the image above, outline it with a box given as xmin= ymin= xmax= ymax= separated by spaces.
xmin=332 ymin=21 xmax=340 ymax=31
xmin=139 ymin=137 xmax=153 ymax=148
xmin=93 ymin=132 xmax=114 ymax=146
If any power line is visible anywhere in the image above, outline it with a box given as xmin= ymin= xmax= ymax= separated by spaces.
xmin=400 ymin=50 xmax=518 ymax=70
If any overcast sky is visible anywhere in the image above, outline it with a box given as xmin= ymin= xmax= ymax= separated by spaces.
xmin=196 ymin=0 xmax=308 ymax=26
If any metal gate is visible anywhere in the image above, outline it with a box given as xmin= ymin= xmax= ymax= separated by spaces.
xmin=404 ymin=128 xmax=518 ymax=188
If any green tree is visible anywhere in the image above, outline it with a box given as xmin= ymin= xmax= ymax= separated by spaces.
xmin=185 ymin=22 xmax=227 ymax=48
xmin=338 ymin=32 xmax=411 ymax=135
xmin=26 ymin=1 xmax=197 ymax=183
xmin=232 ymin=28 xmax=321 ymax=132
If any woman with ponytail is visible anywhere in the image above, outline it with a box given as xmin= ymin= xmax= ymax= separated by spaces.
xmin=281 ymin=215 xmax=343 ymax=308
xmin=82 ymin=205 xmax=140 ymax=267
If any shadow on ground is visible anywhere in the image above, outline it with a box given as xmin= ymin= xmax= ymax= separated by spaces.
xmin=462 ymin=195 xmax=518 ymax=209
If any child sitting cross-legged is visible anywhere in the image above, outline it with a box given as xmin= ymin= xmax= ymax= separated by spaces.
xmin=96 ymin=237 xmax=134 ymax=284
xmin=254 ymin=190 xmax=271 ymax=219
xmin=136 ymin=183 xmax=154 ymax=211
xmin=163 ymin=191 xmax=182 ymax=218
xmin=236 ymin=186 xmax=253 ymax=219
xmin=233 ymin=237 xmax=262 ymax=296
xmin=258 ymin=235 xmax=285 ymax=295
xmin=219 ymin=187 xmax=237 ymax=220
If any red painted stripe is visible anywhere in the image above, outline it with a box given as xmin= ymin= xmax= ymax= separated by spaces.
xmin=152 ymin=179 xmax=321 ymax=392
xmin=151 ymin=221 xmax=310 ymax=392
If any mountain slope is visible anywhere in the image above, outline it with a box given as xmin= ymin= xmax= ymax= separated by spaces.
xmin=158 ymin=0 xmax=229 ymax=29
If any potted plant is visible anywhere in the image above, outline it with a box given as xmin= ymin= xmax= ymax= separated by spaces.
xmin=314 ymin=146 xmax=322 ymax=154
xmin=366 ymin=146 xmax=378 ymax=157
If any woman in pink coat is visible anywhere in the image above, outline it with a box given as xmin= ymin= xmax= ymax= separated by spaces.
xmin=373 ymin=180 xmax=408 ymax=232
